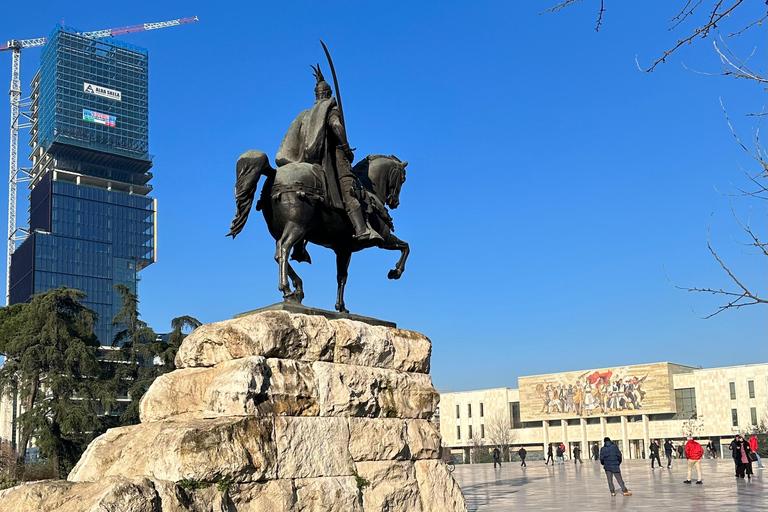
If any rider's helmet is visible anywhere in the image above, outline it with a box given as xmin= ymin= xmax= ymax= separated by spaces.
xmin=311 ymin=64 xmax=332 ymax=100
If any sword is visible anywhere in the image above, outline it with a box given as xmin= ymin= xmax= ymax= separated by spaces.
xmin=319 ymin=40 xmax=346 ymax=129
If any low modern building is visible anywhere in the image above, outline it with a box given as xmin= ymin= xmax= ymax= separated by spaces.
xmin=439 ymin=362 xmax=768 ymax=463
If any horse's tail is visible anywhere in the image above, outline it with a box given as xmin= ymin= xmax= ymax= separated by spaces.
xmin=227 ymin=150 xmax=275 ymax=238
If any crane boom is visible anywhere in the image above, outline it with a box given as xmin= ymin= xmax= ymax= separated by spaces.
xmin=0 ymin=16 xmax=198 ymax=52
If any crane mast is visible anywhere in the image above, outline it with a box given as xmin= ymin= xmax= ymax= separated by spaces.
xmin=1 ymin=16 xmax=198 ymax=305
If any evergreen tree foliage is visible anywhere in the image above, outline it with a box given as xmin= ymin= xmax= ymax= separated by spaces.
xmin=0 ymin=288 xmax=107 ymax=477
xmin=108 ymin=284 xmax=201 ymax=426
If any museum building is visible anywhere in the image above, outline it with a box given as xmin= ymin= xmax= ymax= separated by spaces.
xmin=439 ymin=362 xmax=768 ymax=462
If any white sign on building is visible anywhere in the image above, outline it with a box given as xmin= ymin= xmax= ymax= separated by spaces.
xmin=83 ymin=82 xmax=122 ymax=101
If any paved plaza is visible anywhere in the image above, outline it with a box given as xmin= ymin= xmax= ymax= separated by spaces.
xmin=453 ymin=458 xmax=767 ymax=511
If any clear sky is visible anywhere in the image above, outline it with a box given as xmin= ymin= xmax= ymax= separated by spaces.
xmin=0 ymin=1 xmax=766 ymax=391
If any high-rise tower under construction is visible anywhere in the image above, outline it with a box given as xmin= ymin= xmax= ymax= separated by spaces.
xmin=8 ymin=26 xmax=156 ymax=345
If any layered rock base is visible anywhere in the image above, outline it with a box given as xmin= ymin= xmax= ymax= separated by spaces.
xmin=0 ymin=311 xmax=466 ymax=511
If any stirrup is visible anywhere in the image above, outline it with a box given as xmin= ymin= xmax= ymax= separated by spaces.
xmin=354 ymin=228 xmax=383 ymax=242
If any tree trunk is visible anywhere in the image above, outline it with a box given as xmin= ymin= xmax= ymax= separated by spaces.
xmin=15 ymin=374 xmax=39 ymax=478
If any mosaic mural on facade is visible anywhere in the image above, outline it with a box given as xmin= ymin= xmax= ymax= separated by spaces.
xmin=518 ymin=363 xmax=676 ymax=421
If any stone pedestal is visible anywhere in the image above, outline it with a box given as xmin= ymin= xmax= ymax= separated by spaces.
xmin=0 ymin=310 xmax=467 ymax=512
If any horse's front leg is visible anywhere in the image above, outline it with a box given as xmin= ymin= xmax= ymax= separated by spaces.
xmin=335 ymin=249 xmax=351 ymax=313
xmin=381 ymin=233 xmax=409 ymax=280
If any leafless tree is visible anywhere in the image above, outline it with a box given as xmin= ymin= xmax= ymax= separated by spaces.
xmin=681 ymin=414 xmax=705 ymax=438
xmin=485 ymin=412 xmax=519 ymax=462
xmin=545 ymin=1 xmax=767 ymax=318
xmin=467 ymin=433 xmax=486 ymax=464
xmin=542 ymin=1 xmax=759 ymax=73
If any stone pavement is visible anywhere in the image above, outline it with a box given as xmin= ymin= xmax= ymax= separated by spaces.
xmin=453 ymin=458 xmax=767 ymax=511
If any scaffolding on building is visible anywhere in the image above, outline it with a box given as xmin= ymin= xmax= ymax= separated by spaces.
xmin=1 ymin=16 xmax=198 ymax=305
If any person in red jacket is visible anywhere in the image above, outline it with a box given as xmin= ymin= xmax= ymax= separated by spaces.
xmin=749 ymin=436 xmax=763 ymax=469
xmin=683 ymin=436 xmax=704 ymax=484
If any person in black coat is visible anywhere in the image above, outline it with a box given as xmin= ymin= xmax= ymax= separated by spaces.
xmin=664 ymin=440 xmax=674 ymax=468
xmin=649 ymin=439 xmax=662 ymax=469
xmin=573 ymin=444 xmax=583 ymax=464
xmin=592 ymin=443 xmax=600 ymax=461
xmin=545 ymin=444 xmax=554 ymax=465
xmin=517 ymin=446 xmax=527 ymax=467
xmin=492 ymin=447 xmax=501 ymax=468
xmin=600 ymin=437 xmax=632 ymax=496
xmin=729 ymin=435 xmax=754 ymax=479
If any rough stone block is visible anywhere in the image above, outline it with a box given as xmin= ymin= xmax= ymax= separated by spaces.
xmin=389 ymin=329 xmax=431 ymax=374
xmin=140 ymin=357 xmax=319 ymax=422
xmin=332 ymin=321 xmax=395 ymax=369
xmin=68 ymin=417 xmax=276 ymax=483
xmin=414 ymin=460 xmax=467 ymax=512
xmin=0 ymin=477 xmax=163 ymax=512
xmin=275 ymin=416 xmax=355 ymax=479
xmin=348 ymin=418 xmax=409 ymax=461
xmin=405 ymin=420 xmax=442 ymax=460
xmin=355 ymin=461 xmax=422 ymax=512
xmin=259 ymin=358 xmax=319 ymax=416
xmin=313 ymin=362 xmax=439 ymax=419
xmin=175 ymin=311 xmax=335 ymax=368
xmin=229 ymin=480 xmax=296 ymax=511
xmin=294 ymin=477 xmax=363 ymax=511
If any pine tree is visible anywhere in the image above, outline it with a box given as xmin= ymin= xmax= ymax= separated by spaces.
xmin=0 ymin=288 xmax=106 ymax=478
xmin=109 ymin=285 xmax=202 ymax=425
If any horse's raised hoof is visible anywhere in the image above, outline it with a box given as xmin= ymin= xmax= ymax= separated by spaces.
xmin=335 ymin=303 xmax=349 ymax=314
xmin=388 ymin=269 xmax=402 ymax=280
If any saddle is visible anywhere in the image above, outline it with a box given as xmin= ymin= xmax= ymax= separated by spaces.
xmin=266 ymin=163 xmax=393 ymax=231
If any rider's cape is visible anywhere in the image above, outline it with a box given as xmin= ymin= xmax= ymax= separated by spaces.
xmin=276 ymin=97 xmax=343 ymax=209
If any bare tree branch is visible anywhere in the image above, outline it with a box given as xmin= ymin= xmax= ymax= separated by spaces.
xmin=728 ymin=15 xmax=768 ymax=38
xmin=641 ymin=0 xmax=745 ymax=72
xmin=540 ymin=0 xmax=605 ymax=31
xmin=668 ymin=0 xmax=705 ymax=31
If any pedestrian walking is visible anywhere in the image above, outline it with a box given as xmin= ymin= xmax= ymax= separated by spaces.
xmin=545 ymin=444 xmax=554 ymax=465
xmin=664 ymin=439 xmax=674 ymax=468
xmin=556 ymin=444 xmax=564 ymax=464
xmin=492 ymin=447 xmax=501 ymax=468
xmin=600 ymin=437 xmax=632 ymax=497
xmin=683 ymin=436 xmax=704 ymax=484
xmin=649 ymin=439 xmax=661 ymax=469
xmin=748 ymin=436 xmax=763 ymax=469
xmin=592 ymin=443 xmax=599 ymax=461
xmin=677 ymin=444 xmax=684 ymax=459
xmin=706 ymin=441 xmax=718 ymax=459
xmin=518 ymin=446 xmax=527 ymax=467
xmin=573 ymin=444 xmax=583 ymax=464
xmin=730 ymin=435 xmax=755 ymax=480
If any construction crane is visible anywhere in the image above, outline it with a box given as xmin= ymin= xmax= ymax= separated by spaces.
xmin=0 ymin=16 xmax=198 ymax=305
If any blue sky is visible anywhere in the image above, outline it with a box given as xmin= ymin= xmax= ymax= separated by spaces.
xmin=0 ymin=1 xmax=766 ymax=391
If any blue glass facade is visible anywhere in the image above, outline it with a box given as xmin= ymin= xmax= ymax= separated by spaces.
xmin=9 ymin=27 xmax=155 ymax=346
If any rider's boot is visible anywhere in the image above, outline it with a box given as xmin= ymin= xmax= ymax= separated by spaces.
xmin=348 ymin=206 xmax=383 ymax=243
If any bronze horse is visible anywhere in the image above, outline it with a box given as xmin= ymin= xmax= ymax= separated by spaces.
xmin=227 ymin=150 xmax=409 ymax=313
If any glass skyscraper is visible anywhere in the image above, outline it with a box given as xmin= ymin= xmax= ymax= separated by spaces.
xmin=9 ymin=26 xmax=156 ymax=346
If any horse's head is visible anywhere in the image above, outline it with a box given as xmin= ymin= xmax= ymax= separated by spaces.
xmin=386 ymin=158 xmax=407 ymax=209
xmin=361 ymin=155 xmax=407 ymax=210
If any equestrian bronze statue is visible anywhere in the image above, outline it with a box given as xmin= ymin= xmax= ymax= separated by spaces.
xmin=227 ymin=44 xmax=409 ymax=313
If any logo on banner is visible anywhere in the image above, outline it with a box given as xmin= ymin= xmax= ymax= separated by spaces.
xmin=83 ymin=109 xmax=116 ymax=127
xmin=83 ymin=82 xmax=122 ymax=101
